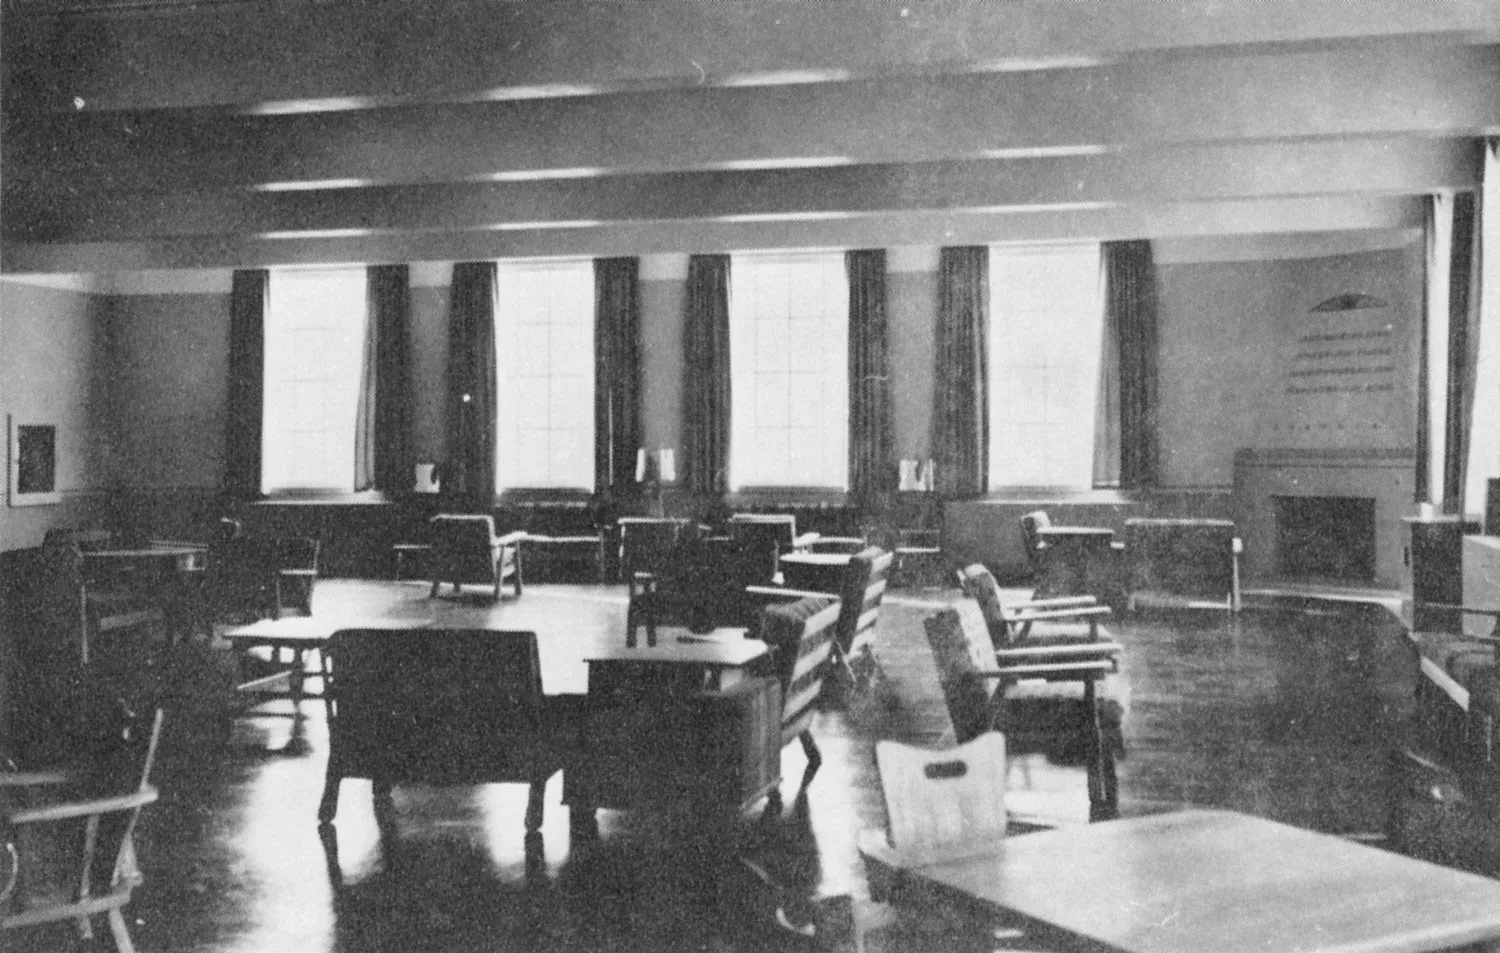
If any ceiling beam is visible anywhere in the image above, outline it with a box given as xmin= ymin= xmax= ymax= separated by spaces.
xmin=6 ymin=138 xmax=1474 ymax=244
xmin=2 ymin=195 xmax=1425 ymax=274
xmin=10 ymin=45 xmax=1499 ymax=194
xmin=7 ymin=0 xmax=1498 ymax=113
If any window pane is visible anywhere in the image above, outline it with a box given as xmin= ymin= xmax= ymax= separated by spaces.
xmin=988 ymin=243 xmax=1103 ymax=490
xmin=261 ymin=268 xmax=367 ymax=494
xmin=729 ymin=251 xmax=848 ymax=490
xmin=494 ymin=259 xmax=595 ymax=491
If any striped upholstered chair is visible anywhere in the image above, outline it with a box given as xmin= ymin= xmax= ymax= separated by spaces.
xmin=757 ymin=595 xmax=843 ymax=811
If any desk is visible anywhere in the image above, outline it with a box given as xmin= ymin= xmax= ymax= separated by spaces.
xmin=568 ymin=636 xmax=781 ymax=822
xmin=864 ymin=808 xmax=1500 ymax=953
xmin=1033 ymin=526 xmax=1117 ymax=600
xmin=778 ymin=551 xmax=851 ymax=592
xmin=522 ymin=532 xmax=607 ymax=583
xmin=84 ymin=543 xmax=209 ymax=640
xmin=585 ymin=635 xmax=766 ymax=690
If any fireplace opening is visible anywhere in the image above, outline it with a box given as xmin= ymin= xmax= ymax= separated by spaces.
xmin=1273 ymin=495 xmax=1377 ymax=582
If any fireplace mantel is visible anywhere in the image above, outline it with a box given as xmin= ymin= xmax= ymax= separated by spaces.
xmin=1233 ymin=447 xmax=1416 ymax=588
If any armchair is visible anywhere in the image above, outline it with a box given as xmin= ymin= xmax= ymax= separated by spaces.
xmin=1 ymin=709 xmax=164 ymax=953
xmin=745 ymin=546 xmax=893 ymax=700
xmin=318 ymin=629 xmax=569 ymax=831
xmin=38 ymin=532 xmax=166 ymax=666
xmin=427 ymin=514 xmax=524 ymax=601
xmin=758 ymin=596 xmax=843 ymax=816
xmin=956 ymin=562 xmax=1114 ymax=650
xmin=924 ymin=598 xmax=1122 ymax=820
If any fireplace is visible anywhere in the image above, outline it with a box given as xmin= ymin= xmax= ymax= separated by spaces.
xmin=1234 ymin=447 xmax=1415 ymax=588
xmin=1273 ymin=495 xmax=1376 ymax=582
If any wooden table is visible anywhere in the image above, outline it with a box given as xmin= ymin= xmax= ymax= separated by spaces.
xmin=778 ymin=551 xmax=851 ymax=592
xmin=222 ymin=617 xmax=340 ymax=708
xmin=584 ymin=634 xmax=767 ymax=690
xmin=864 ymin=809 xmax=1500 ymax=953
xmin=84 ymin=543 xmax=209 ymax=639
xmin=568 ymin=634 xmax=780 ymax=823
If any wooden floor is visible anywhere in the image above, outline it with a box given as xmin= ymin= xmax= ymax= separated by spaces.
xmin=12 ymin=578 xmax=1467 ymax=952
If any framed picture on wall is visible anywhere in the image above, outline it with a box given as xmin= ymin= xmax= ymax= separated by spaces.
xmin=8 ymin=416 xmax=61 ymax=506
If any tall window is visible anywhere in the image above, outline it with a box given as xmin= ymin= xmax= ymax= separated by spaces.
xmin=730 ymin=251 xmax=849 ymax=490
xmin=494 ymin=259 xmax=595 ymax=490
xmin=261 ymin=268 xmax=367 ymax=494
xmin=988 ymin=243 xmax=1104 ymax=489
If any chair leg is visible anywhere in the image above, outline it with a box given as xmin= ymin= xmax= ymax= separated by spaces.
xmin=1083 ymin=681 xmax=1116 ymax=822
xmin=318 ymin=770 xmax=342 ymax=823
xmin=429 ymin=579 xmax=440 ymax=598
xmin=799 ymin=731 xmax=822 ymax=786
xmin=525 ymin=779 xmax=546 ymax=833
xmin=107 ymin=907 xmax=137 ymax=953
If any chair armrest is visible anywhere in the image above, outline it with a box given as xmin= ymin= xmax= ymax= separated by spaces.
xmin=994 ymin=640 xmax=1123 ymax=661
xmin=1426 ymin=603 xmax=1500 ymax=616
xmin=792 ymin=532 xmax=822 ymax=550
xmin=745 ymin=585 xmax=835 ymax=602
xmin=975 ymin=659 xmax=1117 ymax=679
xmin=1006 ymin=605 xmax=1113 ymax=623
xmin=1011 ymin=595 xmax=1098 ymax=610
xmin=494 ymin=531 xmax=528 ymax=547
xmin=0 ymin=769 xmax=74 ymax=788
xmin=7 ymin=786 xmax=158 ymax=826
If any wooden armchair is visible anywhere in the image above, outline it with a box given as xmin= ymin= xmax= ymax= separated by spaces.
xmin=956 ymin=562 xmax=1114 ymax=652
xmin=1 ymin=709 xmax=164 ymax=953
xmin=758 ymin=595 xmax=843 ymax=814
xmin=274 ymin=535 xmax=320 ymax=617
xmin=427 ymin=514 xmax=524 ymax=601
xmin=750 ymin=546 xmax=891 ymax=646
xmin=38 ymin=532 xmax=166 ymax=666
xmin=318 ymin=629 xmax=569 ymax=831
xmin=924 ymin=599 xmax=1122 ymax=821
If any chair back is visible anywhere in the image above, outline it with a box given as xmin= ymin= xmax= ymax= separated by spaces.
xmin=923 ymin=602 xmax=1004 ymax=744
xmin=1019 ymin=510 xmax=1051 ymax=573
xmin=429 ymin=514 xmax=500 ymax=583
xmin=835 ymin=546 xmax=893 ymax=656
xmin=277 ymin=535 xmax=320 ymax=572
xmin=325 ymin=628 xmax=551 ymax=785
xmin=726 ymin=516 xmax=792 ymax=584
xmin=618 ymin=517 xmax=689 ymax=578
xmin=0 ymin=708 xmax=164 ymax=944
xmin=728 ymin=513 xmax=798 ymax=551
xmin=875 ymin=732 xmax=1008 ymax=866
xmin=760 ymin=596 xmax=842 ymax=746
xmin=956 ymin=563 xmax=1011 ymax=646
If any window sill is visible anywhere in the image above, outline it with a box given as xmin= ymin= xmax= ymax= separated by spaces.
xmin=253 ymin=490 xmax=394 ymax=506
xmin=966 ymin=487 xmax=1142 ymax=505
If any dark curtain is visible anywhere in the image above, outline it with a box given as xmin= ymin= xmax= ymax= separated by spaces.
xmin=225 ymin=269 xmax=268 ymax=500
xmin=847 ymin=249 xmax=893 ymax=501
xmin=1107 ymin=240 xmax=1160 ymax=490
xmin=1445 ymin=190 xmax=1480 ymax=511
xmin=682 ymin=254 xmax=732 ymax=495
xmin=594 ymin=258 xmax=643 ymax=493
xmin=354 ymin=265 xmax=412 ymax=494
xmin=1417 ymin=196 xmax=1438 ymax=504
xmin=1092 ymin=249 xmax=1121 ymax=487
xmin=443 ymin=262 xmax=498 ymax=504
xmin=931 ymin=247 xmax=989 ymax=498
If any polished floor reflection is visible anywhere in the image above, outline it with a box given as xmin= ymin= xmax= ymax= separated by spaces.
xmin=13 ymin=581 xmax=1435 ymax=952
